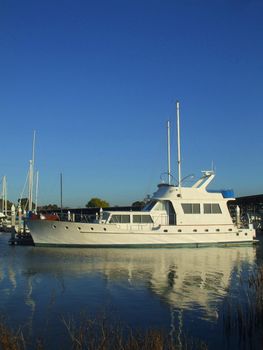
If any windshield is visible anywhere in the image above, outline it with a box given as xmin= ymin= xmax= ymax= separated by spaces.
xmin=142 ymin=200 xmax=157 ymax=211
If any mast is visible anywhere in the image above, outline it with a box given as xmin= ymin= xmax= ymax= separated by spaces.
xmin=1 ymin=177 xmax=3 ymax=213
xmin=28 ymin=130 xmax=36 ymax=211
xmin=35 ymin=170 xmax=39 ymax=213
xmin=176 ymin=101 xmax=182 ymax=187
xmin=167 ymin=120 xmax=171 ymax=185
xmin=2 ymin=176 xmax=7 ymax=215
xmin=60 ymin=172 xmax=63 ymax=217
xmin=32 ymin=130 xmax=36 ymax=172
xmin=28 ymin=160 xmax=33 ymax=211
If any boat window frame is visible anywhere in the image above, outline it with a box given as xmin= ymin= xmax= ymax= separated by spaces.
xmin=181 ymin=203 xmax=201 ymax=214
xmin=132 ymin=214 xmax=153 ymax=224
xmin=109 ymin=214 xmax=131 ymax=224
xmin=203 ymin=203 xmax=222 ymax=214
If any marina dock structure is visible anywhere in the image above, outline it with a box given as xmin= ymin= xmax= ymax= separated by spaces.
xmin=234 ymin=194 xmax=263 ymax=231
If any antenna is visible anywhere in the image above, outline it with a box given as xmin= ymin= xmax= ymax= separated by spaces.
xmin=211 ymin=160 xmax=216 ymax=173
xmin=167 ymin=120 xmax=171 ymax=185
xmin=176 ymin=101 xmax=182 ymax=187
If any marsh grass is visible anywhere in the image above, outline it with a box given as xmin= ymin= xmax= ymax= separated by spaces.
xmin=0 ymin=313 xmax=207 ymax=350
xmin=0 ymin=318 xmax=44 ymax=350
xmin=0 ymin=320 xmax=27 ymax=350
xmin=223 ymin=266 xmax=263 ymax=347
xmin=61 ymin=313 xmax=207 ymax=350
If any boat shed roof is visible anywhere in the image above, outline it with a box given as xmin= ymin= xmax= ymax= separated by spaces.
xmin=236 ymin=194 xmax=263 ymax=206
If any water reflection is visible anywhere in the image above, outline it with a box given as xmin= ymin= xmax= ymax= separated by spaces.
xmin=0 ymin=264 xmax=4 ymax=282
xmin=20 ymin=245 xmax=256 ymax=320
xmin=0 ymin=231 xmax=258 ymax=350
xmin=24 ymin=275 xmax=36 ymax=336
xmin=8 ymin=266 xmax=17 ymax=291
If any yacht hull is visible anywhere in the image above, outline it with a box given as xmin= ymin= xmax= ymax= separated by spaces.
xmin=27 ymin=220 xmax=256 ymax=247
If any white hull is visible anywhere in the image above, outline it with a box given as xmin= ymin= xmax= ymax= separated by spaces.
xmin=27 ymin=220 xmax=256 ymax=247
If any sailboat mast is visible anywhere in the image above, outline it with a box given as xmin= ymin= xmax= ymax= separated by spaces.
xmin=1 ymin=177 xmax=3 ymax=213
xmin=35 ymin=170 xmax=39 ymax=213
xmin=167 ymin=120 xmax=171 ymax=185
xmin=2 ymin=176 xmax=7 ymax=215
xmin=176 ymin=101 xmax=182 ymax=187
xmin=28 ymin=160 xmax=33 ymax=211
xmin=60 ymin=172 xmax=63 ymax=217
xmin=32 ymin=130 xmax=36 ymax=171
xmin=31 ymin=130 xmax=36 ymax=210
xmin=29 ymin=131 xmax=36 ymax=211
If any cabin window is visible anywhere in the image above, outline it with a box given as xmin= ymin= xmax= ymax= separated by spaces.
xmin=109 ymin=215 xmax=130 ymax=223
xmin=133 ymin=215 xmax=153 ymax=223
xmin=181 ymin=203 xmax=200 ymax=214
xmin=204 ymin=203 xmax=222 ymax=214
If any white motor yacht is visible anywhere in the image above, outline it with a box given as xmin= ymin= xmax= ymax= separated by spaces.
xmin=26 ymin=103 xmax=256 ymax=247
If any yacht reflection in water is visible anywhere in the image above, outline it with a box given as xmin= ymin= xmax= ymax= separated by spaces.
xmin=24 ymin=246 xmax=256 ymax=320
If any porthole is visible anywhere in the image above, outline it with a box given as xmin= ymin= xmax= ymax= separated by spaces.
xmin=103 ymin=228 xmax=106 ymax=231
xmin=91 ymin=227 xmax=94 ymax=231
xmin=205 ymin=229 xmax=209 ymax=232
xmin=245 ymin=232 xmax=248 ymax=236
xmin=65 ymin=226 xmax=69 ymax=230
xmin=193 ymin=229 xmax=197 ymax=232
xmin=164 ymin=229 xmax=168 ymax=233
xmin=52 ymin=225 xmax=56 ymax=229
xmin=228 ymin=228 xmax=232 ymax=231
xmin=236 ymin=232 xmax=239 ymax=236
xmin=216 ymin=229 xmax=220 ymax=232
xmin=78 ymin=227 xmax=81 ymax=231
xmin=178 ymin=229 xmax=182 ymax=232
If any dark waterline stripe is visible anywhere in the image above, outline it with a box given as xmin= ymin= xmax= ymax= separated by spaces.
xmin=34 ymin=241 xmax=257 ymax=248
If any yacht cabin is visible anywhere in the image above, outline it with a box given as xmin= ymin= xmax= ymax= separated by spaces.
xmin=101 ymin=171 xmax=236 ymax=230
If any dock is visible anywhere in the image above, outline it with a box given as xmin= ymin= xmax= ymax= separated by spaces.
xmin=9 ymin=230 xmax=34 ymax=245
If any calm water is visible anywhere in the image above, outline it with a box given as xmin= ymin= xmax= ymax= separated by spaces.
xmin=0 ymin=232 xmax=262 ymax=349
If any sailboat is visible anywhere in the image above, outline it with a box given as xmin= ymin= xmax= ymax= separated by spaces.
xmin=26 ymin=103 xmax=256 ymax=247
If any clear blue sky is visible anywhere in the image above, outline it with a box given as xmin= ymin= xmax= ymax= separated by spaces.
xmin=0 ymin=0 xmax=263 ymax=207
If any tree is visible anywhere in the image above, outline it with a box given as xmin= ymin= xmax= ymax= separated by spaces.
xmin=0 ymin=199 xmax=13 ymax=211
xmin=86 ymin=198 xmax=109 ymax=208
xmin=18 ymin=198 xmax=36 ymax=211
xmin=39 ymin=204 xmax=59 ymax=211
xmin=132 ymin=201 xmax=146 ymax=208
